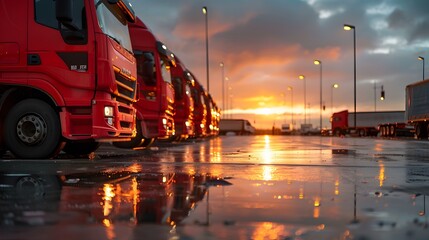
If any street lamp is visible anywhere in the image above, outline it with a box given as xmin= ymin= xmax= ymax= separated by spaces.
xmin=288 ymin=86 xmax=294 ymax=127
xmin=331 ymin=83 xmax=339 ymax=115
xmin=220 ymin=62 xmax=225 ymax=114
xmin=418 ymin=56 xmax=425 ymax=81
xmin=314 ymin=60 xmax=322 ymax=130
xmin=299 ymin=75 xmax=306 ymax=124
xmin=344 ymin=24 xmax=357 ymax=130
xmin=225 ymin=77 xmax=229 ymax=118
xmin=202 ymin=6 xmax=209 ymax=92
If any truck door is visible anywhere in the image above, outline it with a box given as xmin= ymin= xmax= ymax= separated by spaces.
xmin=28 ymin=0 xmax=95 ymax=106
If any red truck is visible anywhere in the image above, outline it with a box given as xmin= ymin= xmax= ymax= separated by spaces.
xmin=114 ymin=17 xmax=176 ymax=149
xmin=331 ymin=110 xmax=411 ymax=137
xmin=190 ymin=75 xmax=207 ymax=138
xmin=171 ymin=57 xmax=195 ymax=141
xmin=203 ymin=94 xmax=220 ymax=137
xmin=0 ymin=0 xmax=137 ymax=158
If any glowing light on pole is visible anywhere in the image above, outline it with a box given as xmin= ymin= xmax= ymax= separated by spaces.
xmin=331 ymin=83 xmax=339 ymax=115
xmin=299 ymin=75 xmax=306 ymax=124
xmin=344 ymin=24 xmax=357 ymax=130
xmin=220 ymin=62 xmax=225 ymax=114
xmin=314 ymin=60 xmax=322 ymax=130
xmin=202 ymin=6 xmax=209 ymax=91
xmin=418 ymin=56 xmax=425 ymax=81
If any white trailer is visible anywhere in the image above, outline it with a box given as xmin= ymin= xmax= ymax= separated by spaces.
xmin=219 ymin=119 xmax=255 ymax=135
xmin=406 ymin=79 xmax=429 ymax=139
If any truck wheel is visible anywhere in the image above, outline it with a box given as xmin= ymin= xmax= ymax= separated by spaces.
xmin=389 ymin=125 xmax=396 ymax=137
xmin=4 ymin=99 xmax=63 ymax=159
xmin=62 ymin=140 xmax=101 ymax=156
xmin=140 ymin=137 xmax=155 ymax=148
xmin=113 ymin=121 xmax=144 ymax=149
xmin=416 ymin=124 xmax=428 ymax=139
xmin=333 ymin=128 xmax=341 ymax=137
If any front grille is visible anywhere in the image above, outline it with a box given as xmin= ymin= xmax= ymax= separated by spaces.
xmin=115 ymin=71 xmax=136 ymax=103
xmin=118 ymin=106 xmax=132 ymax=115
xmin=166 ymin=101 xmax=175 ymax=117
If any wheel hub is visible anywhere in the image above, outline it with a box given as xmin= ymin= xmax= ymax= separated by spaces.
xmin=16 ymin=114 xmax=47 ymax=145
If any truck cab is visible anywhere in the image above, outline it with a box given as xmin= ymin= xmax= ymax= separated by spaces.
xmin=171 ymin=58 xmax=195 ymax=140
xmin=114 ymin=17 xmax=176 ymax=149
xmin=190 ymin=76 xmax=207 ymax=138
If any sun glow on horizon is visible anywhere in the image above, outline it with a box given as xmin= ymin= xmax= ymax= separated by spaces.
xmin=225 ymin=105 xmax=314 ymax=116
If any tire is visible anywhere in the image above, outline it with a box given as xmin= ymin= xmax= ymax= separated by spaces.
xmin=140 ymin=137 xmax=155 ymax=148
xmin=389 ymin=125 xmax=396 ymax=137
xmin=333 ymin=128 xmax=342 ymax=137
xmin=62 ymin=140 xmax=101 ymax=156
xmin=416 ymin=123 xmax=428 ymax=140
xmin=113 ymin=121 xmax=144 ymax=149
xmin=4 ymin=99 xmax=63 ymax=159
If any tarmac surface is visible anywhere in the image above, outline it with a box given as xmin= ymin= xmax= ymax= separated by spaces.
xmin=1 ymin=135 xmax=429 ymax=240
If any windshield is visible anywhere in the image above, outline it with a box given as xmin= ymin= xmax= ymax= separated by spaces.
xmin=95 ymin=0 xmax=133 ymax=52
xmin=160 ymin=58 xmax=172 ymax=84
xmin=185 ymin=84 xmax=191 ymax=97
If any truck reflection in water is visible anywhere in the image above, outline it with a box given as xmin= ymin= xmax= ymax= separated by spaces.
xmin=0 ymin=173 xmax=62 ymax=225
xmin=0 ymin=167 xmax=226 ymax=227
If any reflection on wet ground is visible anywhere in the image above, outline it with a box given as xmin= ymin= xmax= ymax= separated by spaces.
xmin=1 ymin=136 xmax=429 ymax=239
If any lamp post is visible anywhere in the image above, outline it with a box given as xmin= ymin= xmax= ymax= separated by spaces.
xmin=314 ymin=60 xmax=322 ymax=130
xmin=220 ymin=62 xmax=225 ymax=114
xmin=225 ymin=77 xmax=229 ymax=118
xmin=331 ymin=83 xmax=339 ymax=115
xmin=288 ymin=86 xmax=294 ymax=127
xmin=344 ymin=24 xmax=356 ymax=130
xmin=299 ymin=75 xmax=306 ymax=124
xmin=418 ymin=56 xmax=425 ymax=81
xmin=373 ymin=82 xmax=385 ymax=111
xmin=202 ymin=6 xmax=209 ymax=92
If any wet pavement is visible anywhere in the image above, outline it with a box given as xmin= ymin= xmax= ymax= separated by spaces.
xmin=1 ymin=135 xmax=429 ymax=240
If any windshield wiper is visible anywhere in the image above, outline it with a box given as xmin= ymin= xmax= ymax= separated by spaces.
xmin=108 ymin=35 xmax=121 ymax=45
xmin=108 ymin=34 xmax=133 ymax=56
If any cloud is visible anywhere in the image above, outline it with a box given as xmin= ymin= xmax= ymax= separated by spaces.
xmin=387 ymin=8 xmax=408 ymax=29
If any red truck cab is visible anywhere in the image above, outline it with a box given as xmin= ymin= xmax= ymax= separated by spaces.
xmin=0 ymin=0 xmax=137 ymax=158
xmin=114 ymin=17 xmax=176 ymax=148
xmin=171 ymin=58 xmax=195 ymax=140
xmin=190 ymin=76 xmax=207 ymax=138
xmin=202 ymin=93 xmax=220 ymax=137
xmin=330 ymin=110 xmax=349 ymax=136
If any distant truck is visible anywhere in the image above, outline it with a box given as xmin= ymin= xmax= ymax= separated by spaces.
xmin=280 ymin=123 xmax=294 ymax=135
xmin=219 ymin=119 xmax=255 ymax=135
xmin=406 ymin=79 xmax=429 ymax=139
xmin=331 ymin=110 xmax=411 ymax=137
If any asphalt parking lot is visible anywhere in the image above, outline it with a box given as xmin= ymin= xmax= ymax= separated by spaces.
xmin=1 ymin=135 xmax=429 ymax=240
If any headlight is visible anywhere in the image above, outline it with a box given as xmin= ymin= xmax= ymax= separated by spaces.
xmin=104 ymin=106 xmax=114 ymax=117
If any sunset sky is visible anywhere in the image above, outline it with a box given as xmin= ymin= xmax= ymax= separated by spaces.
xmin=129 ymin=0 xmax=429 ymax=129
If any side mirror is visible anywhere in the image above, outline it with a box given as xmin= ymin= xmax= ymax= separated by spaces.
xmin=56 ymin=0 xmax=79 ymax=31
